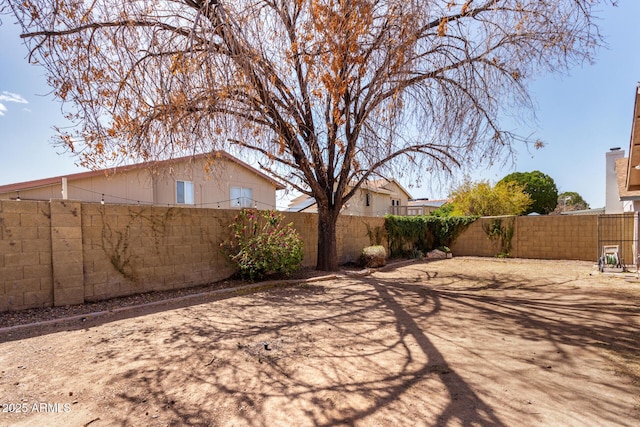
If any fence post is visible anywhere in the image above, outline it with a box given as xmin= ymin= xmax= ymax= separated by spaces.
xmin=635 ymin=212 xmax=639 ymax=269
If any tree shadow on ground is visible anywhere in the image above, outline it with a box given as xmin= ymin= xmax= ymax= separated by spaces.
xmin=1 ymin=261 xmax=638 ymax=426
xmin=103 ymin=275 xmax=505 ymax=426
xmin=0 ymin=281 xmax=307 ymax=344
xmin=88 ymin=265 xmax=638 ymax=426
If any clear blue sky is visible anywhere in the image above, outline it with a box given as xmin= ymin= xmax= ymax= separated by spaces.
xmin=1 ymin=2 xmax=639 ymax=209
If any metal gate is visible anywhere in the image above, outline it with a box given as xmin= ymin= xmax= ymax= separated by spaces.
xmin=597 ymin=213 xmax=638 ymax=271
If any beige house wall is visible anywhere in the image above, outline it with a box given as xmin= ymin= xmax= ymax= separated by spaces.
xmin=343 ymin=189 xmax=390 ymax=217
xmin=70 ymin=172 xmax=154 ymax=204
xmin=287 ymin=189 xmax=386 ymax=216
xmin=152 ymin=157 xmax=277 ymax=209
xmin=383 ymin=181 xmax=411 ymax=206
xmin=291 ymin=179 xmax=411 ymax=217
xmin=0 ymin=155 xmax=278 ymax=209
xmin=372 ymin=191 xmax=392 ymax=217
xmin=0 ymin=171 xmax=154 ymax=204
xmin=0 ymin=183 xmax=62 ymax=201
xmin=354 ymin=181 xmax=411 ymax=217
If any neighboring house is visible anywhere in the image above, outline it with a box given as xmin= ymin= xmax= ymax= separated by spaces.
xmin=287 ymin=178 xmax=413 ymax=216
xmin=0 ymin=151 xmax=285 ymax=209
xmin=406 ymin=198 xmax=448 ymax=216
xmin=606 ymin=85 xmax=640 ymax=213
xmin=560 ymin=207 xmax=605 ymax=216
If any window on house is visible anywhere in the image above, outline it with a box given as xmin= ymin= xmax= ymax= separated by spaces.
xmin=366 ymin=193 xmax=371 ymax=207
xmin=176 ymin=180 xmax=194 ymax=204
xmin=231 ymin=187 xmax=253 ymax=208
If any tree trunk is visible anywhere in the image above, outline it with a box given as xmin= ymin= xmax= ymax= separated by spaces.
xmin=316 ymin=208 xmax=339 ymax=271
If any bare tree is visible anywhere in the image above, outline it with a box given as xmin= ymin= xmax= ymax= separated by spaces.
xmin=3 ymin=0 xmax=610 ymax=270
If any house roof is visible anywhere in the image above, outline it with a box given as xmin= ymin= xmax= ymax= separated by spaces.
xmin=560 ymin=207 xmax=605 ymax=216
xmin=625 ymin=85 xmax=640 ymax=191
xmin=365 ymin=178 xmax=413 ymax=199
xmin=287 ymin=177 xmax=414 ymax=212
xmin=407 ymin=198 xmax=448 ymax=208
xmin=287 ymin=197 xmax=318 ymax=212
xmin=616 ymin=157 xmax=640 ymax=201
xmin=0 ymin=151 xmax=285 ymax=193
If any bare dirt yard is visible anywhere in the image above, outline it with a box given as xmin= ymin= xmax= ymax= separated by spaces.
xmin=0 ymin=257 xmax=639 ymax=427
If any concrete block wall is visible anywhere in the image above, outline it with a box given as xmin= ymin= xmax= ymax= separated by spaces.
xmin=0 ymin=198 xmax=627 ymax=313
xmin=0 ymin=201 xmax=53 ymax=311
xmin=281 ymin=212 xmax=386 ymax=267
xmin=449 ymin=217 xmax=502 ymax=257
xmin=282 ymin=212 xmax=319 ymax=268
xmin=81 ymin=204 xmax=237 ymax=302
xmin=51 ymin=200 xmax=85 ymax=306
xmin=514 ymin=215 xmax=598 ymax=260
xmin=451 ymin=215 xmax=601 ymax=261
xmin=1 ymin=202 xmax=384 ymax=312
xmin=337 ymin=215 xmax=386 ymax=262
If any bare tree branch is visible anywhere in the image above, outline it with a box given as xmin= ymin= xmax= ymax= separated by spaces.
xmin=2 ymin=0 xmax=612 ymax=269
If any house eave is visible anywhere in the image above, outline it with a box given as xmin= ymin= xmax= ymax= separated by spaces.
xmin=626 ymin=85 xmax=640 ymax=190
xmin=619 ymin=195 xmax=640 ymax=202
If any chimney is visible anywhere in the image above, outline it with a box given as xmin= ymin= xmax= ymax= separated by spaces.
xmin=605 ymin=147 xmax=624 ymax=214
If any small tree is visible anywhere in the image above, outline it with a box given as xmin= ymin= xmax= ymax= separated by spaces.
xmin=448 ymin=179 xmax=532 ymax=217
xmin=498 ymin=171 xmax=558 ymax=215
xmin=429 ymin=203 xmax=455 ymax=218
xmin=555 ymin=191 xmax=590 ymax=213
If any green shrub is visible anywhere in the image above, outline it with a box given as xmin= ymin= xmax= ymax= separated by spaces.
xmin=384 ymin=215 xmax=477 ymax=257
xmin=429 ymin=203 xmax=455 ymax=217
xmin=222 ymin=209 xmax=304 ymax=281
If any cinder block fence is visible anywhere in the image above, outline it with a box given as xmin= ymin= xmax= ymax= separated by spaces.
xmin=450 ymin=215 xmax=603 ymax=260
xmin=0 ymin=200 xmax=629 ymax=312
xmin=0 ymin=200 xmax=383 ymax=311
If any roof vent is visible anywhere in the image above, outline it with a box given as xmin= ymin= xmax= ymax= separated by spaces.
xmin=610 ymin=147 xmax=621 ymax=151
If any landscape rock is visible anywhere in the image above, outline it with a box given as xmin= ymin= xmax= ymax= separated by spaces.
xmin=427 ymin=249 xmax=448 ymax=259
xmin=359 ymin=245 xmax=387 ymax=268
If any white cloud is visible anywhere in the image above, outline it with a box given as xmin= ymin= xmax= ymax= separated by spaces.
xmin=0 ymin=91 xmax=29 ymax=116
xmin=0 ymin=91 xmax=28 ymax=104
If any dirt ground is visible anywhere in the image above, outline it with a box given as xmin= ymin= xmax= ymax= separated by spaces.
xmin=0 ymin=257 xmax=639 ymax=427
